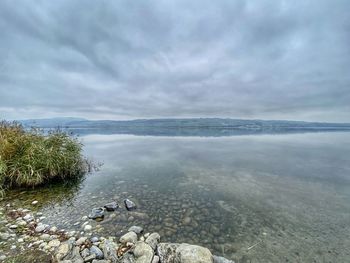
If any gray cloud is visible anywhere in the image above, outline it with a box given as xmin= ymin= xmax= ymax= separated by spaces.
xmin=0 ymin=0 xmax=349 ymax=121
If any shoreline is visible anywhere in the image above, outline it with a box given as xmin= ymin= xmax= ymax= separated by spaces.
xmin=0 ymin=202 xmax=234 ymax=263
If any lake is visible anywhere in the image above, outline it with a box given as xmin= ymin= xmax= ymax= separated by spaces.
xmin=4 ymin=131 xmax=350 ymax=262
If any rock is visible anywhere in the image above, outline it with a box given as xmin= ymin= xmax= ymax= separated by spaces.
xmin=48 ymin=239 xmax=61 ymax=247
xmin=145 ymin=233 xmax=160 ymax=250
xmin=104 ymin=202 xmax=119 ymax=211
xmin=18 ymin=238 xmax=24 ymax=243
xmin=75 ymin=237 xmax=87 ymax=246
xmin=182 ymin=217 xmax=191 ymax=225
xmin=50 ymin=226 xmax=58 ymax=232
xmin=124 ymin=199 xmax=137 ymax=211
xmin=23 ymin=214 xmax=34 ymax=222
xmin=84 ymin=225 xmax=93 ymax=231
xmin=133 ymin=241 xmax=154 ymax=263
xmin=0 ymin=255 xmax=6 ymax=261
xmin=56 ymin=241 xmax=74 ymax=261
xmin=92 ymin=260 xmax=109 ymax=263
xmin=32 ymin=200 xmax=39 ymax=205
xmin=213 ymin=255 xmax=235 ymax=263
xmin=88 ymin=208 xmax=105 ymax=220
xmin=9 ymin=225 xmax=18 ymax=229
xmin=102 ymin=240 xmax=118 ymax=263
xmin=17 ymin=220 xmax=27 ymax=226
xmin=119 ymin=231 xmax=137 ymax=244
xmin=0 ymin=232 xmax=10 ymax=240
xmin=84 ymin=254 xmax=96 ymax=262
xmin=40 ymin=233 xmax=51 ymax=241
xmin=90 ymin=245 xmax=104 ymax=259
xmin=152 ymin=255 xmax=160 ymax=263
xmin=91 ymin=236 xmax=99 ymax=243
xmin=35 ymin=224 xmax=49 ymax=233
xmin=81 ymin=248 xmax=90 ymax=258
xmin=157 ymin=243 xmax=180 ymax=263
xmin=128 ymin=226 xmax=143 ymax=234
xmin=175 ymin=244 xmax=213 ymax=263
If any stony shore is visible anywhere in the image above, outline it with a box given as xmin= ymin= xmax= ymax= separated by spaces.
xmin=0 ymin=200 xmax=235 ymax=263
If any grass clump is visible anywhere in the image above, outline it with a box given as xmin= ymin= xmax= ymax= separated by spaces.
xmin=0 ymin=121 xmax=89 ymax=196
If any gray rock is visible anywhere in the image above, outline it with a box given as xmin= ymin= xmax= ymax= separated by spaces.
xmin=157 ymin=243 xmax=180 ymax=263
xmin=91 ymin=236 xmax=99 ymax=243
xmin=35 ymin=224 xmax=49 ymax=233
xmin=76 ymin=236 xmax=88 ymax=246
xmin=60 ymin=245 xmax=84 ymax=263
xmin=145 ymin=233 xmax=160 ymax=250
xmin=128 ymin=226 xmax=144 ymax=234
xmin=92 ymin=260 xmax=109 ymax=263
xmin=88 ymin=208 xmax=105 ymax=220
xmin=213 ymin=255 xmax=235 ymax=263
xmin=81 ymin=248 xmax=90 ymax=258
xmin=174 ymin=244 xmax=213 ymax=263
xmin=124 ymin=199 xmax=137 ymax=211
xmin=104 ymin=202 xmax=119 ymax=211
xmin=0 ymin=232 xmax=10 ymax=240
xmin=90 ymin=245 xmax=104 ymax=259
xmin=23 ymin=214 xmax=34 ymax=222
xmin=120 ymin=231 xmax=137 ymax=244
xmin=151 ymin=255 xmax=159 ymax=263
xmin=133 ymin=241 xmax=154 ymax=263
xmin=102 ymin=240 xmax=118 ymax=263
xmin=84 ymin=254 xmax=96 ymax=262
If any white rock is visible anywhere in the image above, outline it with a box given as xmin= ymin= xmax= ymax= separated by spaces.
xmin=9 ymin=225 xmax=18 ymax=229
xmin=84 ymin=225 xmax=92 ymax=231
xmin=31 ymin=200 xmax=39 ymax=205
xmin=48 ymin=239 xmax=61 ymax=247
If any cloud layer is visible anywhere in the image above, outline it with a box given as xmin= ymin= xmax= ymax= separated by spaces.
xmin=1 ymin=0 xmax=349 ymax=121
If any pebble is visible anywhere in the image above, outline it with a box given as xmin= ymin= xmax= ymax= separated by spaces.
xmin=9 ymin=225 xmax=18 ymax=229
xmin=84 ymin=225 xmax=92 ymax=231
xmin=31 ymin=200 xmax=39 ymax=205
xmin=76 ymin=236 xmax=87 ymax=246
xmin=48 ymin=239 xmax=61 ymax=247
xmin=90 ymin=245 xmax=104 ymax=259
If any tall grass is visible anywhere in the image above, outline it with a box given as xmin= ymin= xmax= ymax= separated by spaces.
xmin=0 ymin=121 xmax=89 ymax=196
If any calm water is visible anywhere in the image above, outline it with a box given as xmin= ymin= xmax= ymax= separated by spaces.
xmin=4 ymin=132 xmax=350 ymax=262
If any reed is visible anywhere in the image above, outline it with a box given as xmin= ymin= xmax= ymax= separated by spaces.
xmin=0 ymin=121 xmax=89 ymax=196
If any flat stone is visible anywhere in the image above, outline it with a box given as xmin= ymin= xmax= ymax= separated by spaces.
xmin=32 ymin=200 xmax=39 ymax=205
xmin=9 ymin=225 xmax=18 ymax=229
xmin=84 ymin=254 xmax=96 ymax=262
xmin=35 ymin=224 xmax=49 ymax=233
xmin=102 ymin=240 xmax=118 ymax=263
xmin=128 ymin=226 xmax=144 ymax=234
xmin=119 ymin=231 xmax=137 ymax=244
xmin=145 ymin=233 xmax=160 ymax=250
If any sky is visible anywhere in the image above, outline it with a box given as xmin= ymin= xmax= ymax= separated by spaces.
xmin=0 ymin=0 xmax=349 ymax=122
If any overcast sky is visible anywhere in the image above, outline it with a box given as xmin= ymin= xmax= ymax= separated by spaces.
xmin=0 ymin=0 xmax=349 ymax=122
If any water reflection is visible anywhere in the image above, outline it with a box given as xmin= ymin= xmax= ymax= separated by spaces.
xmin=2 ymin=132 xmax=350 ymax=262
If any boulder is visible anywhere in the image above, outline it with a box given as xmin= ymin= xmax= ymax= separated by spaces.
xmin=157 ymin=243 xmax=180 ymax=263
xmin=133 ymin=241 xmax=154 ymax=263
xmin=174 ymin=244 xmax=213 ymax=263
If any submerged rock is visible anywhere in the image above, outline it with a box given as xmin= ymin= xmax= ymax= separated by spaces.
xmin=128 ymin=226 xmax=144 ymax=234
xmin=124 ymin=199 xmax=137 ymax=211
xmin=88 ymin=208 xmax=105 ymax=220
xmin=104 ymin=202 xmax=119 ymax=211
xmin=213 ymin=255 xmax=235 ymax=263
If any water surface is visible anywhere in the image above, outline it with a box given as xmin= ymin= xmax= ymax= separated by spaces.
xmin=4 ymin=132 xmax=350 ymax=262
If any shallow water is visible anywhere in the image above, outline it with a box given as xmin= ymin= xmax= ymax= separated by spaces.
xmin=3 ymin=132 xmax=350 ymax=262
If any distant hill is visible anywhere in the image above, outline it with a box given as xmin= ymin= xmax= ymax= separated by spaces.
xmin=17 ymin=117 xmax=350 ymax=137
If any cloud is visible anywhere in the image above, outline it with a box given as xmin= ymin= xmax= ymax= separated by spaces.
xmin=0 ymin=0 xmax=349 ymax=121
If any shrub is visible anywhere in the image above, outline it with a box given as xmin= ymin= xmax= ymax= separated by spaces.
xmin=0 ymin=121 xmax=89 ymax=196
